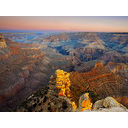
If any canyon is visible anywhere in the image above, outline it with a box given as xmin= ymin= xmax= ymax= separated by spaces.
xmin=0 ymin=34 xmax=54 ymax=111
xmin=0 ymin=32 xmax=128 ymax=111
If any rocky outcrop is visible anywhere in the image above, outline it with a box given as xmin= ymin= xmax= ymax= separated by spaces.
xmin=70 ymin=61 xmax=128 ymax=107
xmin=15 ymin=69 xmax=128 ymax=112
xmin=92 ymin=97 xmax=128 ymax=112
xmin=16 ymin=69 xmax=77 ymax=112
xmin=0 ymin=34 xmax=7 ymax=49
xmin=16 ymin=84 xmax=73 ymax=112
xmin=103 ymin=97 xmax=120 ymax=108
xmin=16 ymin=84 xmax=128 ymax=112
xmin=92 ymin=99 xmax=104 ymax=110
xmin=79 ymin=93 xmax=92 ymax=111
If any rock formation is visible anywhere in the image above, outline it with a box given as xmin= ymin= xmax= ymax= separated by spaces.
xmin=92 ymin=97 xmax=128 ymax=112
xmin=70 ymin=61 xmax=128 ymax=107
xmin=79 ymin=93 xmax=92 ymax=111
xmin=0 ymin=34 xmax=7 ymax=49
xmin=0 ymin=35 xmax=54 ymax=111
xmin=42 ymin=32 xmax=128 ymax=72
xmin=16 ymin=84 xmax=73 ymax=112
xmin=16 ymin=69 xmax=128 ymax=112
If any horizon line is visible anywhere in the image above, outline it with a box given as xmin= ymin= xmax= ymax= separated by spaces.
xmin=0 ymin=29 xmax=128 ymax=33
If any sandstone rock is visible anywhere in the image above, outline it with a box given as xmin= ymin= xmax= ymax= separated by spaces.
xmin=16 ymin=84 xmax=73 ymax=112
xmin=93 ymin=99 xmax=104 ymax=110
xmin=92 ymin=97 xmax=128 ymax=112
xmin=0 ymin=34 xmax=7 ymax=49
xmin=69 ymin=61 xmax=127 ymax=106
xmin=79 ymin=93 xmax=87 ymax=111
xmin=79 ymin=93 xmax=92 ymax=111
xmin=103 ymin=97 xmax=120 ymax=108
xmin=0 ymin=36 xmax=54 ymax=111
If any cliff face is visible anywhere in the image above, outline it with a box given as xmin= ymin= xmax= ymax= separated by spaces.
xmin=16 ymin=68 xmax=128 ymax=112
xmin=0 ymin=34 xmax=7 ymax=49
xmin=70 ymin=61 xmax=128 ymax=107
xmin=42 ymin=32 xmax=128 ymax=73
xmin=0 ymin=34 xmax=54 ymax=111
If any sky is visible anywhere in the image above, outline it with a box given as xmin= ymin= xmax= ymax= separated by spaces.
xmin=0 ymin=16 xmax=128 ymax=32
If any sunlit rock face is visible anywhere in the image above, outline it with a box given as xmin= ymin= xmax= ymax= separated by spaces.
xmin=50 ymin=69 xmax=77 ymax=111
xmin=0 ymin=34 xmax=7 ymax=49
xmin=0 ymin=34 xmax=9 ymax=60
xmin=16 ymin=62 xmax=127 ymax=112
xmin=16 ymin=70 xmax=93 ymax=112
xmin=15 ymin=69 xmax=127 ymax=112
xmin=79 ymin=93 xmax=92 ymax=111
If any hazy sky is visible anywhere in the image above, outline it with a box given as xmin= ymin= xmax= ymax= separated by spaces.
xmin=0 ymin=16 xmax=128 ymax=32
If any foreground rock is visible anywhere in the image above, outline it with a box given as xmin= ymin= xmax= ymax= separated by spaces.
xmin=79 ymin=93 xmax=92 ymax=111
xmin=92 ymin=97 xmax=128 ymax=112
xmin=16 ymin=84 xmax=73 ymax=112
xmin=16 ymin=84 xmax=128 ymax=112
xmin=16 ymin=69 xmax=128 ymax=112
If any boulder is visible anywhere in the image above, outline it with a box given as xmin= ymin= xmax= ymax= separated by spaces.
xmin=92 ymin=97 xmax=128 ymax=112
xmin=93 ymin=99 xmax=104 ymax=110
xmin=103 ymin=97 xmax=120 ymax=108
